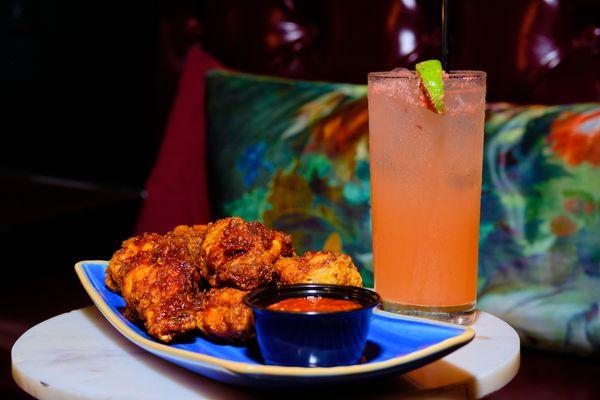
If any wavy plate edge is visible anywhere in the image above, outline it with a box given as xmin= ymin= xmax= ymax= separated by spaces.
xmin=75 ymin=260 xmax=475 ymax=379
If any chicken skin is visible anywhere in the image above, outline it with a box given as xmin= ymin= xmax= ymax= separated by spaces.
xmin=275 ymin=251 xmax=363 ymax=286
xmin=106 ymin=233 xmax=203 ymax=342
xmin=199 ymin=217 xmax=295 ymax=290
xmin=166 ymin=224 xmax=208 ymax=261
xmin=196 ymin=288 xmax=254 ymax=342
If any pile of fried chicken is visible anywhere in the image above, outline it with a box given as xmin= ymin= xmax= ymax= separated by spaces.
xmin=105 ymin=217 xmax=363 ymax=343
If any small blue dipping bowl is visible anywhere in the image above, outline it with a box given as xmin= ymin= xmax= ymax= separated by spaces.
xmin=244 ymin=284 xmax=381 ymax=367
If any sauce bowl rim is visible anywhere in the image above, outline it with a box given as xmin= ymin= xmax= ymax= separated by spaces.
xmin=244 ymin=283 xmax=381 ymax=316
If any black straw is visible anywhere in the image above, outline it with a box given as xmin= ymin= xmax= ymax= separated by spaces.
xmin=441 ymin=0 xmax=449 ymax=71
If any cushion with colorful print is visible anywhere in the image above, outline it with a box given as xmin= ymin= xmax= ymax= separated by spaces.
xmin=205 ymin=70 xmax=600 ymax=355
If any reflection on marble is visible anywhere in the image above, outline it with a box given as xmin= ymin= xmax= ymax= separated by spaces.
xmin=12 ymin=308 xmax=519 ymax=400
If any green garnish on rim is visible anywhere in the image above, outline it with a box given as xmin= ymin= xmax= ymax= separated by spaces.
xmin=416 ymin=59 xmax=445 ymax=114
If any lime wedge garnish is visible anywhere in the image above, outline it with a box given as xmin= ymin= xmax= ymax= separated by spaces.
xmin=416 ymin=60 xmax=445 ymax=114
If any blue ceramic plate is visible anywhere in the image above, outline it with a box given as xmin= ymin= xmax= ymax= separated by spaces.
xmin=75 ymin=260 xmax=474 ymax=386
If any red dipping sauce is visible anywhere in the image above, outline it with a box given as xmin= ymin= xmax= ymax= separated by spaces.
xmin=267 ymin=296 xmax=362 ymax=313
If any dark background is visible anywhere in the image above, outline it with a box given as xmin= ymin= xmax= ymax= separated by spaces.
xmin=2 ymin=0 xmax=163 ymax=184
xmin=1 ymin=1 xmax=161 ymax=397
xmin=1 ymin=0 xmax=599 ymax=398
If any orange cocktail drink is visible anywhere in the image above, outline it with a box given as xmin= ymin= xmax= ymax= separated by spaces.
xmin=367 ymin=70 xmax=486 ymax=324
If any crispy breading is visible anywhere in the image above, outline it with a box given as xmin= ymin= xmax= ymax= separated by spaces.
xmin=166 ymin=224 xmax=208 ymax=261
xmin=275 ymin=251 xmax=363 ymax=286
xmin=196 ymin=287 xmax=254 ymax=342
xmin=199 ymin=217 xmax=294 ymax=290
xmin=106 ymin=233 xmax=202 ymax=342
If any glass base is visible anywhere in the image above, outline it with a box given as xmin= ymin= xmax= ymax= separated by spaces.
xmin=381 ymin=300 xmax=478 ymax=325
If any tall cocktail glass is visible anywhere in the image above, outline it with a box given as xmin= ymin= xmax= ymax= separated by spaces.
xmin=367 ymin=70 xmax=486 ymax=324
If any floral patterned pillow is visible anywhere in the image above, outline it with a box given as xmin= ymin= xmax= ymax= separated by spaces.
xmin=205 ymin=70 xmax=600 ymax=354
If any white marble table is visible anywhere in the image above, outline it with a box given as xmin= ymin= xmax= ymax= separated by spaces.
xmin=12 ymin=307 xmax=520 ymax=400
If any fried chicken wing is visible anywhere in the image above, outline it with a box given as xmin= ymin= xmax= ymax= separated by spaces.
xmin=106 ymin=233 xmax=203 ymax=342
xmin=196 ymin=288 xmax=254 ymax=342
xmin=105 ymin=217 xmax=364 ymax=345
xmin=275 ymin=251 xmax=363 ymax=286
xmin=199 ymin=217 xmax=294 ymax=290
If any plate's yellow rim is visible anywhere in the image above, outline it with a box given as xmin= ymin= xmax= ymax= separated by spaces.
xmin=75 ymin=260 xmax=475 ymax=377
